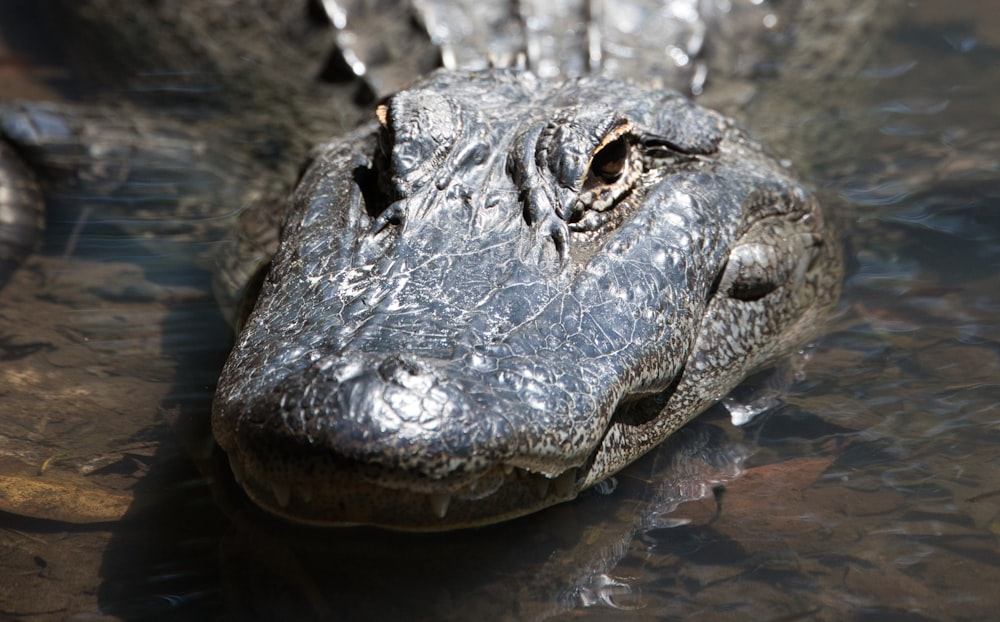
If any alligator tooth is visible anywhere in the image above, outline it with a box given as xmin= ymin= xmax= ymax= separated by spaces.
xmin=533 ymin=477 xmax=550 ymax=498
xmin=270 ymin=480 xmax=291 ymax=508
xmin=553 ymin=469 xmax=577 ymax=498
xmin=428 ymin=493 xmax=451 ymax=519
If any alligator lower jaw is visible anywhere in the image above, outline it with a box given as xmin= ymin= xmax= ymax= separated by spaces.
xmin=225 ymin=453 xmax=582 ymax=531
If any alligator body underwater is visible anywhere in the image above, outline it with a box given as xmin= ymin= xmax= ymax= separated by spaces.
xmin=0 ymin=0 xmax=845 ymax=530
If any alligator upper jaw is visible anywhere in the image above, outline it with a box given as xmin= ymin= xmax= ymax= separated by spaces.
xmin=214 ymin=319 xmax=709 ymax=530
xmin=217 ymin=358 xmax=688 ymax=530
xmin=213 ymin=341 xmax=658 ymax=529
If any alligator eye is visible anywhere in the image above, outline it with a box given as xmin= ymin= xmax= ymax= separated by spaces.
xmin=727 ymin=272 xmax=780 ymax=301
xmin=570 ymin=127 xmax=637 ymax=231
xmin=718 ymin=243 xmax=786 ymax=302
xmin=588 ymin=137 xmax=629 ymax=185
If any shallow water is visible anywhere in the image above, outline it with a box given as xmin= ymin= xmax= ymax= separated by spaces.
xmin=1 ymin=2 xmax=999 ymax=621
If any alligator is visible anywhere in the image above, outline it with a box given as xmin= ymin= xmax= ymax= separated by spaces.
xmin=0 ymin=0 xmax=846 ymax=530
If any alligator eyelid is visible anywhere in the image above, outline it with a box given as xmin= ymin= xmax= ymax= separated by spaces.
xmin=639 ymin=132 xmax=712 ymax=156
xmin=719 ymin=244 xmax=786 ymax=302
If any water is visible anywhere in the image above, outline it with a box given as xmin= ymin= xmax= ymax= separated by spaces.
xmin=1 ymin=2 xmax=999 ymax=621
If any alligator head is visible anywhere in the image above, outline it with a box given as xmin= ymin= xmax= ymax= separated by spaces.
xmin=212 ymin=69 xmax=840 ymax=529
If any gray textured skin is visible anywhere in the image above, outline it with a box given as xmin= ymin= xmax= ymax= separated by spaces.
xmin=212 ymin=69 xmax=841 ymax=529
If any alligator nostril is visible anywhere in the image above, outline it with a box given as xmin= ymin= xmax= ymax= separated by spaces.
xmin=377 ymin=355 xmax=431 ymax=386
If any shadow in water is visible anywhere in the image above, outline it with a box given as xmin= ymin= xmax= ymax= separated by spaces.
xmin=94 ymin=367 xmax=834 ymax=622
xmin=94 ymin=270 xmax=233 ymax=622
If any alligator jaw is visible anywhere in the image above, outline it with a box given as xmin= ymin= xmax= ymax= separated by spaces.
xmin=226 ymin=449 xmax=583 ymax=530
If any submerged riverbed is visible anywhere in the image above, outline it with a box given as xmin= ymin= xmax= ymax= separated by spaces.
xmin=1 ymin=2 xmax=998 ymax=620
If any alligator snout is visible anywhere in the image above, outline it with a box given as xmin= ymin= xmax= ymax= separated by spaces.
xmin=215 ymin=348 xmax=594 ymax=528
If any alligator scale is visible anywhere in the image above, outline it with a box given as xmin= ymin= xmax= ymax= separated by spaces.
xmin=0 ymin=1 xmax=845 ymax=530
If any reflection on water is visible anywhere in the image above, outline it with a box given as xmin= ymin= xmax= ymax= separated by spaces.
xmin=1 ymin=1 xmax=999 ymax=621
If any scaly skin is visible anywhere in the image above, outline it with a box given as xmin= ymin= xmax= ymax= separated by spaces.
xmin=212 ymin=70 xmax=841 ymax=529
